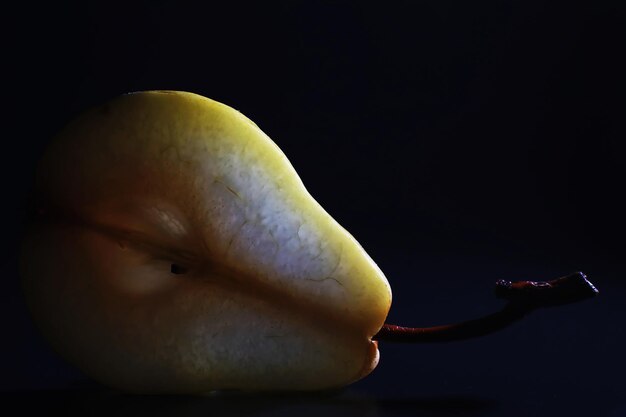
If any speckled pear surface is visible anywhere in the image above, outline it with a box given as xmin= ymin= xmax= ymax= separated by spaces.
xmin=20 ymin=91 xmax=392 ymax=393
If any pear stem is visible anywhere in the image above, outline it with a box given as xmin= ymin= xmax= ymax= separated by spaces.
xmin=373 ymin=271 xmax=598 ymax=343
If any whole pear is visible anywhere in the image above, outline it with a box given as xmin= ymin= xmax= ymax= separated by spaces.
xmin=21 ymin=91 xmax=392 ymax=393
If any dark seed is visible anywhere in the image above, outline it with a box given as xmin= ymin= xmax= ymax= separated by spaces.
xmin=170 ymin=264 xmax=187 ymax=274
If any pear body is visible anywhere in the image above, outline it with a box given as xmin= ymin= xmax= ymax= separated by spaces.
xmin=21 ymin=91 xmax=391 ymax=393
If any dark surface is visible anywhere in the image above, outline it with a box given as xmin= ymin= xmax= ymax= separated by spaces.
xmin=4 ymin=1 xmax=625 ymax=416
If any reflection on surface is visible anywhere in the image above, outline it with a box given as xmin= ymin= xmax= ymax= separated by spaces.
xmin=3 ymin=382 xmax=498 ymax=417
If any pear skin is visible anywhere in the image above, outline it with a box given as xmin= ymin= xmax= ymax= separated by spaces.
xmin=21 ymin=91 xmax=392 ymax=393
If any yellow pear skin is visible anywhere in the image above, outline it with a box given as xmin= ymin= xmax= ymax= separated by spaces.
xmin=20 ymin=91 xmax=392 ymax=393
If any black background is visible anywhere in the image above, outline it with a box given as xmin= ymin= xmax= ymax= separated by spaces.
xmin=4 ymin=1 xmax=625 ymax=416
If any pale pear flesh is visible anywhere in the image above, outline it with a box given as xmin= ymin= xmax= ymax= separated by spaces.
xmin=21 ymin=91 xmax=392 ymax=393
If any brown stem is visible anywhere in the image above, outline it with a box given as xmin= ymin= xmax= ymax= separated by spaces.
xmin=373 ymin=271 xmax=598 ymax=343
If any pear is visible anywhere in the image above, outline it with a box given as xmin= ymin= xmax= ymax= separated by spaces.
xmin=20 ymin=91 xmax=392 ymax=393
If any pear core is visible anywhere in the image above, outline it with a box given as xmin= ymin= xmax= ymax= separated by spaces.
xmin=20 ymin=91 xmax=392 ymax=393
